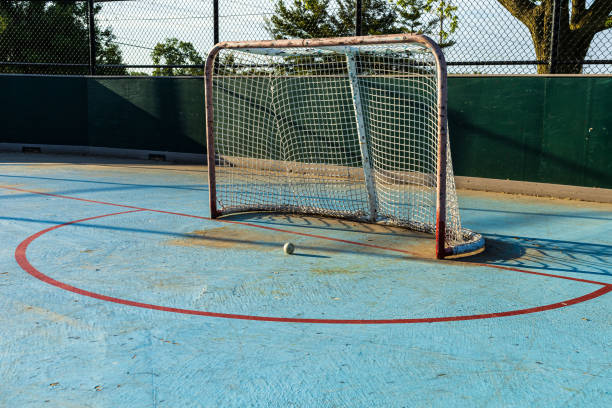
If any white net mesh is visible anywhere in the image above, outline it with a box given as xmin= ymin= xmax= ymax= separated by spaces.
xmin=208 ymin=40 xmax=482 ymax=255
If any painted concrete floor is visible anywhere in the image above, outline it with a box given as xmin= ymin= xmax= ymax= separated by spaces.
xmin=0 ymin=153 xmax=610 ymax=408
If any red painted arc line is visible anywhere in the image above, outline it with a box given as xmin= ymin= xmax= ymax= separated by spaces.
xmin=13 ymin=209 xmax=612 ymax=324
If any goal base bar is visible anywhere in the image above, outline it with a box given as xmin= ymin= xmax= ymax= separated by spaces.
xmin=442 ymin=231 xmax=485 ymax=259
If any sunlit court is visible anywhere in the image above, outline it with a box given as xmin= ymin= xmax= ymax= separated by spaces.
xmin=1 ymin=152 xmax=610 ymax=407
xmin=1 ymin=1 xmax=611 ymax=407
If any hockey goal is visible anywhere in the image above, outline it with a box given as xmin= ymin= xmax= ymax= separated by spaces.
xmin=204 ymin=34 xmax=484 ymax=259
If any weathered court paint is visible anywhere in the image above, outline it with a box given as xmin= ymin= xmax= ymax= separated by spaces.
xmin=0 ymin=154 xmax=610 ymax=407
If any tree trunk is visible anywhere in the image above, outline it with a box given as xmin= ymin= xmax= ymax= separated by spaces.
xmin=554 ymin=28 xmax=596 ymax=73
xmin=531 ymin=21 xmax=595 ymax=74
xmin=525 ymin=4 xmax=553 ymax=74
xmin=498 ymin=0 xmax=610 ymax=74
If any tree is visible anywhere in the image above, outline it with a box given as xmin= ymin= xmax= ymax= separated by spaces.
xmin=496 ymin=0 xmax=612 ymax=73
xmin=265 ymin=0 xmax=458 ymax=47
xmin=0 ymin=1 xmax=125 ymax=75
xmin=394 ymin=0 xmax=458 ymax=47
xmin=265 ymin=0 xmax=337 ymax=39
xmin=330 ymin=0 xmax=401 ymax=36
xmin=96 ymin=27 xmax=124 ymax=75
xmin=151 ymin=38 xmax=204 ymax=76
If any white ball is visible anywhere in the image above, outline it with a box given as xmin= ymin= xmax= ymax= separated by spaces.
xmin=283 ymin=242 xmax=295 ymax=255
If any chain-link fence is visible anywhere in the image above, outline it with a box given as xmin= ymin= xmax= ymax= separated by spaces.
xmin=1 ymin=0 xmax=610 ymax=76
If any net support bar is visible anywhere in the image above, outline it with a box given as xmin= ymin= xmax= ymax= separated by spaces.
xmin=346 ymin=53 xmax=377 ymax=222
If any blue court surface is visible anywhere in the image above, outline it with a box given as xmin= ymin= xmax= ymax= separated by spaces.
xmin=0 ymin=153 xmax=610 ymax=407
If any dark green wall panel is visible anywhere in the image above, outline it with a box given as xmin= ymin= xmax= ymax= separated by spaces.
xmin=88 ymin=78 xmax=204 ymax=153
xmin=448 ymin=76 xmax=612 ymax=189
xmin=448 ymin=77 xmax=545 ymax=182
xmin=1 ymin=74 xmax=611 ymax=189
xmin=0 ymin=75 xmax=87 ymax=145
xmin=0 ymin=76 xmax=205 ymax=154
xmin=581 ymin=77 xmax=612 ymax=188
xmin=540 ymin=78 xmax=590 ymax=186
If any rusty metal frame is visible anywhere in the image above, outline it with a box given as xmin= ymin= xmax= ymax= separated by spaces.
xmin=204 ymin=34 xmax=449 ymax=258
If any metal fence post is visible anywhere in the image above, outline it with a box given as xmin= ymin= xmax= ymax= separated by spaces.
xmin=87 ymin=0 xmax=96 ymax=75
xmin=355 ymin=0 xmax=362 ymax=36
xmin=549 ymin=0 xmax=561 ymax=74
xmin=213 ymin=0 xmax=219 ymax=45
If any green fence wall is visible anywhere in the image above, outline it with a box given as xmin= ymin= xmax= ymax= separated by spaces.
xmin=1 ymin=76 xmax=205 ymax=154
xmin=449 ymin=76 xmax=612 ymax=189
xmin=1 ymin=74 xmax=610 ymax=189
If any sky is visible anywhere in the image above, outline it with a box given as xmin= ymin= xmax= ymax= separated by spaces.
xmin=95 ymin=0 xmax=610 ymax=74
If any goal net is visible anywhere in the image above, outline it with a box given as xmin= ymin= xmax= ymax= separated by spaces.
xmin=205 ymin=35 xmax=484 ymax=259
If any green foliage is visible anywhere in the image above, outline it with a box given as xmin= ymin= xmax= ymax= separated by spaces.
xmin=420 ymin=0 xmax=458 ymax=46
xmin=96 ymin=27 xmax=124 ymax=75
xmin=151 ymin=38 xmax=204 ymax=76
xmin=0 ymin=15 xmax=7 ymax=35
xmin=386 ymin=0 xmax=458 ymax=46
xmin=331 ymin=0 xmax=399 ymax=35
xmin=265 ymin=0 xmax=336 ymax=39
xmin=395 ymin=0 xmax=439 ymax=34
xmin=265 ymin=0 xmax=458 ymax=47
xmin=215 ymin=52 xmax=239 ymax=75
xmin=0 ymin=1 xmax=125 ymax=75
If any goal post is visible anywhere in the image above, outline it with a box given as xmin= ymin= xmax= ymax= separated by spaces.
xmin=204 ymin=34 xmax=484 ymax=259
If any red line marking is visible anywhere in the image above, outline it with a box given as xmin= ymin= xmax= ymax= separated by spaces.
xmin=12 ymin=207 xmax=612 ymax=324
xmin=1 ymin=185 xmax=148 ymax=210
xmin=0 ymin=185 xmax=415 ymax=255
xmin=471 ymin=264 xmax=610 ymax=286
